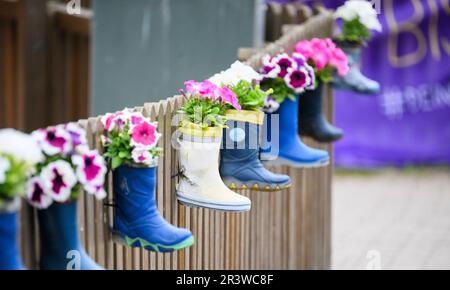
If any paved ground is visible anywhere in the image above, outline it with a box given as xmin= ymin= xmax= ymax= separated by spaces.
xmin=332 ymin=168 xmax=450 ymax=270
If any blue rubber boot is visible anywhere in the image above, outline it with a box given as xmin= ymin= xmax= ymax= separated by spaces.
xmin=261 ymin=96 xmax=330 ymax=168
xmin=332 ymin=42 xmax=380 ymax=95
xmin=38 ymin=202 xmax=103 ymax=270
xmin=0 ymin=199 xmax=25 ymax=270
xmin=220 ymin=112 xmax=291 ymax=191
xmin=113 ymin=165 xmax=194 ymax=253
xmin=299 ymin=81 xmax=344 ymax=143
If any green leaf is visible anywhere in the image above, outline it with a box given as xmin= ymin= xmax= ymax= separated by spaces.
xmin=111 ymin=157 xmax=123 ymax=170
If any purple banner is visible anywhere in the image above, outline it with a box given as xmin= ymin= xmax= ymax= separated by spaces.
xmin=270 ymin=0 xmax=450 ymax=167
xmin=333 ymin=0 xmax=450 ymax=167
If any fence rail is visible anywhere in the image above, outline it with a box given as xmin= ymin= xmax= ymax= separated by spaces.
xmin=2 ymin=1 xmax=335 ymax=270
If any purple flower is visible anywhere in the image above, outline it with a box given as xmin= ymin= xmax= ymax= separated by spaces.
xmin=33 ymin=127 xmax=72 ymax=156
xmin=284 ymin=67 xmax=312 ymax=93
xmin=40 ymin=160 xmax=77 ymax=202
xmin=261 ymin=55 xmax=281 ymax=79
xmin=263 ymin=96 xmax=280 ymax=113
xmin=65 ymin=123 xmax=88 ymax=148
xmin=273 ymin=53 xmax=297 ymax=78
xmin=27 ymin=177 xmax=53 ymax=209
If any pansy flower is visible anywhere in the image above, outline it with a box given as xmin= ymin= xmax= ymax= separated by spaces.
xmin=130 ymin=121 xmax=161 ymax=149
xmin=33 ymin=126 xmax=72 ymax=156
xmin=40 ymin=160 xmax=77 ymax=203
xmin=72 ymin=151 xmax=107 ymax=198
xmin=27 ymin=177 xmax=53 ymax=209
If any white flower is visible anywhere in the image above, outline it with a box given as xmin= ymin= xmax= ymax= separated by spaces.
xmin=0 ymin=156 xmax=11 ymax=184
xmin=26 ymin=177 xmax=53 ymax=209
xmin=131 ymin=147 xmax=157 ymax=166
xmin=40 ymin=160 xmax=77 ymax=203
xmin=335 ymin=0 xmax=382 ymax=32
xmin=209 ymin=61 xmax=260 ymax=87
xmin=0 ymin=129 xmax=44 ymax=165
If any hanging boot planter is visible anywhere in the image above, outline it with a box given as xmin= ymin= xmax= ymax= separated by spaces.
xmin=176 ymin=80 xmax=251 ymax=212
xmin=209 ymin=61 xmax=291 ymax=191
xmin=101 ymin=110 xmax=194 ymax=253
xmin=0 ymin=129 xmax=44 ymax=270
xmin=259 ymin=53 xmax=330 ymax=167
xmin=29 ymin=124 xmax=108 ymax=270
xmin=298 ymin=79 xmax=343 ymax=143
xmin=332 ymin=0 xmax=382 ymax=95
xmin=0 ymin=198 xmax=23 ymax=270
xmin=295 ymin=38 xmax=350 ymax=143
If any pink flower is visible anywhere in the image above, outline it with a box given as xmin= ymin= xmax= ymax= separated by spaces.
xmin=312 ymin=52 xmax=329 ymax=70
xmin=101 ymin=111 xmax=128 ymax=132
xmin=199 ymin=80 xmax=217 ymax=96
xmin=295 ymin=38 xmax=349 ymax=77
xmin=72 ymin=151 xmax=107 ymax=200
xmin=131 ymin=147 xmax=157 ymax=166
xmin=218 ymin=86 xmax=241 ymax=111
xmin=185 ymin=80 xmax=202 ymax=95
xmin=130 ymin=121 xmax=160 ymax=148
xmin=185 ymin=80 xmax=219 ymax=99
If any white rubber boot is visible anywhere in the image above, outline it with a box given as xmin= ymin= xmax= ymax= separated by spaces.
xmin=176 ymin=124 xmax=251 ymax=212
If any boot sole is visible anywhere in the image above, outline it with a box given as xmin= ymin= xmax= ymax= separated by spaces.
xmin=225 ymin=180 xmax=292 ymax=192
xmin=263 ymin=157 xmax=330 ymax=168
xmin=112 ymin=232 xmax=194 ymax=253
xmin=176 ymin=194 xmax=251 ymax=212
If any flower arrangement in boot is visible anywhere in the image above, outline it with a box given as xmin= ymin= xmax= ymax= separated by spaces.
xmin=28 ymin=123 xmax=106 ymax=270
xmin=0 ymin=129 xmax=43 ymax=270
xmin=176 ymin=79 xmax=252 ymax=212
xmin=210 ymin=61 xmax=292 ymax=192
xmin=259 ymin=53 xmax=330 ymax=168
xmin=101 ymin=109 xmax=194 ymax=253
xmin=295 ymin=38 xmax=348 ymax=143
xmin=333 ymin=0 xmax=382 ymax=94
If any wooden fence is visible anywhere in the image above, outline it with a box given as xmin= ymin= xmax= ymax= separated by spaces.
xmin=4 ymin=1 xmax=335 ymax=270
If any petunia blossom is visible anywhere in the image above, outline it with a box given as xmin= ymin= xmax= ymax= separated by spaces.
xmin=27 ymin=177 xmax=53 ymax=209
xmin=40 ymin=160 xmax=77 ymax=203
xmin=72 ymin=151 xmax=107 ymax=195
xmin=261 ymin=55 xmax=281 ymax=79
xmin=272 ymin=53 xmax=296 ymax=78
xmin=65 ymin=123 xmax=88 ymax=148
xmin=32 ymin=126 xmax=73 ymax=156
xmin=263 ymin=96 xmax=280 ymax=114
xmin=130 ymin=121 xmax=161 ymax=148
xmin=131 ymin=147 xmax=157 ymax=166
xmin=218 ymin=86 xmax=241 ymax=111
xmin=284 ymin=67 xmax=311 ymax=94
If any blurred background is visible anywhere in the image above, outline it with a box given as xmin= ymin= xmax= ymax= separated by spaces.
xmin=0 ymin=0 xmax=449 ymax=269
